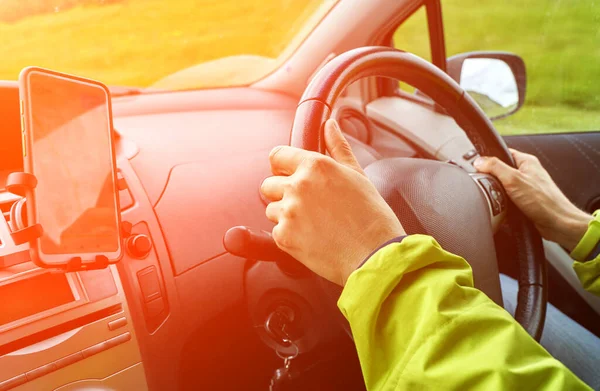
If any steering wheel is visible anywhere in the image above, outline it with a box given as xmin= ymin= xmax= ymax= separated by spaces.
xmin=290 ymin=47 xmax=547 ymax=340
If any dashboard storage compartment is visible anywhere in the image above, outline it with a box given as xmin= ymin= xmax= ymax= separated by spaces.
xmin=0 ymin=272 xmax=75 ymax=327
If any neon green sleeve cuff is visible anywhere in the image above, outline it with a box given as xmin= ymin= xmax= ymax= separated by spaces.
xmin=570 ymin=210 xmax=600 ymax=262
xmin=573 ymin=257 xmax=600 ymax=296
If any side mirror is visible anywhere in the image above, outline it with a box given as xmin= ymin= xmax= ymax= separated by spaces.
xmin=447 ymin=52 xmax=526 ymax=120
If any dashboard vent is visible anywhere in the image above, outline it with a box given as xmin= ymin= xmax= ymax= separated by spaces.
xmin=0 ymin=192 xmax=30 ymax=267
xmin=0 ymin=192 xmax=21 ymax=240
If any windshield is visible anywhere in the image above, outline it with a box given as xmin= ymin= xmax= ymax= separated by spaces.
xmin=0 ymin=0 xmax=335 ymax=90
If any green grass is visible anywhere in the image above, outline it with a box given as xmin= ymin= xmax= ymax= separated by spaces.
xmin=1 ymin=0 xmax=599 ymax=135
xmin=394 ymin=1 xmax=600 ymax=134
xmin=495 ymin=105 xmax=600 ymax=135
xmin=0 ymin=0 xmax=322 ymax=86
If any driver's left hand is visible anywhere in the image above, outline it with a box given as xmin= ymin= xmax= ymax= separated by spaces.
xmin=260 ymin=119 xmax=405 ymax=286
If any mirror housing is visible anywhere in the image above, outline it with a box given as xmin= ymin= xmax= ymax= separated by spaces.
xmin=447 ymin=52 xmax=526 ymax=120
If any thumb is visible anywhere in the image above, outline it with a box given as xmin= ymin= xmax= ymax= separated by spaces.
xmin=324 ymin=119 xmax=363 ymax=174
xmin=473 ymin=156 xmax=519 ymax=185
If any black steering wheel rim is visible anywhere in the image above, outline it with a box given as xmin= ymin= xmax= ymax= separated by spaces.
xmin=289 ymin=46 xmax=547 ymax=340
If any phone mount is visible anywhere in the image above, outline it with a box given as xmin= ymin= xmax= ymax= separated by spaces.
xmin=0 ymin=172 xmax=128 ymax=271
xmin=0 ymin=172 xmax=42 ymax=268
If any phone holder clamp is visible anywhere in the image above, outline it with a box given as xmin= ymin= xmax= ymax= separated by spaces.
xmin=2 ymin=172 xmax=130 ymax=271
xmin=5 ymin=172 xmax=43 ymax=246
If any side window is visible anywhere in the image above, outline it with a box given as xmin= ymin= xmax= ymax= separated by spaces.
xmin=393 ymin=7 xmax=431 ymax=93
xmin=393 ymin=7 xmax=430 ymax=63
xmin=393 ymin=1 xmax=600 ymax=135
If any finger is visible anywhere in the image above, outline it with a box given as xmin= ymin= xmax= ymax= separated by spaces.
xmin=272 ymin=220 xmax=298 ymax=251
xmin=473 ymin=156 xmax=519 ymax=185
xmin=324 ymin=119 xmax=364 ymax=174
xmin=509 ymin=148 xmax=536 ymax=167
xmin=265 ymin=200 xmax=283 ymax=223
xmin=269 ymin=145 xmax=314 ymax=176
xmin=260 ymin=176 xmax=287 ymax=202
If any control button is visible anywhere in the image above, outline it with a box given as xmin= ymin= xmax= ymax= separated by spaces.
xmin=25 ymin=362 xmax=57 ymax=381
xmin=463 ymin=149 xmax=478 ymax=160
xmin=137 ymin=266 xmax=161 ymax=303
xmin=477 ymin=177 xmax=505 ymax=216
xmin=108 ymin=316 xmax=128 ymax=331
xmin=127 ymin=234 xmax=152 ymax=259
xmin=492 ymin=185 xmax=506 ymax=211
xmin=0 ymin=374 xmax=26 ymax=391
xmin=20 ymin=116 xmax=25 ymax=132
xmin=106 ymin=332 xmax=131 ymax=348
xmin=20 ymin=99 xmax=24 ymax=115
xmin=54 ymin=351 xmax=84 ymax=369
xmin=145 ymin=296 xmax=165 ymax=318
xmin=495 ymin=189 xmax=505 ymax=208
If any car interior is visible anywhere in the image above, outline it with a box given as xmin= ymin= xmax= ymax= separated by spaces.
xmin=1 ymin=0 xmax=599 ymax=390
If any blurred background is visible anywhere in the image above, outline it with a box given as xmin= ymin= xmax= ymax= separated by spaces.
xmin=1 ymin=0 xmax=598 ymax=135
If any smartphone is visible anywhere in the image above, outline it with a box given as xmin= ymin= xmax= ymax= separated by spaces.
xmin=19 ymin=67 xmax=122 ymax=267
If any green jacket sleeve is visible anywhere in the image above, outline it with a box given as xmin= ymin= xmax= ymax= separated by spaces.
xmin=573 ymin=256 xmax=600 ymax=295
xmin=571 ymin=210 xmax=600 ymax=296
xmin=338 ymin=234 xmax=590 ymax=391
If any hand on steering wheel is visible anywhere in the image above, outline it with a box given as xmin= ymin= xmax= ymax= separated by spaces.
xmin=280 ymin=47 xmax=547 ymax=340
xmin=261 ymin=119 xmax=405 ymax=286
xmin=475 ymin=150 xmax=591 ymax=251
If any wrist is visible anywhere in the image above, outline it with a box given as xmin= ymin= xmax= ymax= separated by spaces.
xmin=555 ymin=210 xmax=593 ymax=252
xmin=570 ymin=210 xmax=600 ymax=262
xmin=340 ymin=227 xmax=406 ymax=286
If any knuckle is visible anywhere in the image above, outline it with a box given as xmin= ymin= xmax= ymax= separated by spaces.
xmin=304 ymin=155 xmax=330 ymax=172
xmin=260 ymin=177 xmax=271 ymax=193
xmin=486 ymin=156 xmax=499 ymax=168
xmin=265 ymin=202 xmax=278 ymax=220
xmin=283 ymin=179 xmax=295 ymax=192
xmin=292 ymin=175 xmax=310 ymax=192
xmin=287 ymin=173 xmax=311 ymax=193
xmin=265 ymin=200 xmax=277 ymax=213
xmin=269 ymin=146 xmax=285 ymax=165
xmin=281 ymin=201 xmax=298 ymax=219
xmin=272 ymin=224 xmax=292 ymax=249
xmin=269 ymin=146 xmax=283 ymax=159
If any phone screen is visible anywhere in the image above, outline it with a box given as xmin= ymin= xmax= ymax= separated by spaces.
xmin=27 ymin=72 xmax=119 ymax=255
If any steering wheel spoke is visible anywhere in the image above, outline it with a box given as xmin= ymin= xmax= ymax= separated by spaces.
xmin=470 ymin=173 xmax=508 ymax=232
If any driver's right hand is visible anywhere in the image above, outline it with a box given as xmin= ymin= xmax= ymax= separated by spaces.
xmin=474 ymin=149 xmax=592 ymax=251
xmin=260 ymin=119 xmax=405 ymax=286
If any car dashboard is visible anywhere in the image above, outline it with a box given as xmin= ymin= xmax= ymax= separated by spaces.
xmin=0 ymin=82 xmax=381 ymax=390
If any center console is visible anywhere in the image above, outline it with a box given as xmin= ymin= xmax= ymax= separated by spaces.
xmin=0 ymin=82 xmax=147 ymax=391
xmin=0 ymin=261 xmax=146 ymax=391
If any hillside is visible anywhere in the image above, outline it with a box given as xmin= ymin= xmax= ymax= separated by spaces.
xmin=1 ymin=0 xmax=598 ymax=134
